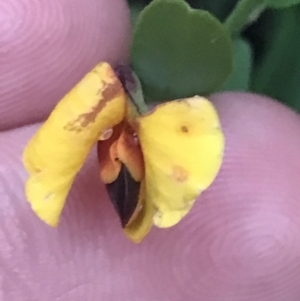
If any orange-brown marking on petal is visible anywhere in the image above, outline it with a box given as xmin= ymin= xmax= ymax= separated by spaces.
xmin=64 ymin=79 xmax=123 ymax=133
xmin=172 ymin=166 xmax=188 ymax=182
xmin=181 ymin=125 xmax=189 ymax=133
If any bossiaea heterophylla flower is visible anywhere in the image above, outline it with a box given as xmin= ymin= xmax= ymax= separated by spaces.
xmin=22 ymin=62 xmax=224 ymax=243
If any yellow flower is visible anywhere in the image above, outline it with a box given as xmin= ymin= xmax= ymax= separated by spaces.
xmin=23 ymin=62 xmax=224 ymax=243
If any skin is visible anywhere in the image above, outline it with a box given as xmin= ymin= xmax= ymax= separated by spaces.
xmin=0 ymin=0 xmax=300 ymax=300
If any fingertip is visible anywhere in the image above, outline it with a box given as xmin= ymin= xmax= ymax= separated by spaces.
xmin=2 ymin=92 xmax=300 ymax=300
xmin=0 ymin=0 xmax=131 ymax=130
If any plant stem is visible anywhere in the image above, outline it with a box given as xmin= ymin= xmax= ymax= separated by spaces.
xmin=224 ymin=0 xmax=267 ymax=37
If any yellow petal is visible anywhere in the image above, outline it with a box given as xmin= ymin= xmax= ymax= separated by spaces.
xmin=124 ymin=181 xmax=155 ymax=243
xmin=136 ymin=96 xmax=224 ymax=228
xmin=23 ymin=62 xmax=126 ymax=226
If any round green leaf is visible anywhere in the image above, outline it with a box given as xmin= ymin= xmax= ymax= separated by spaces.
xmin=252 ymin=7 xmax=300 ymax=111
xmin=220 ymin=38 xmax=252 ymax=91
xmin=130 ymin=0 xmax=233 ymax=102
xmin=264 ymin=0 xmax=300 ymax=8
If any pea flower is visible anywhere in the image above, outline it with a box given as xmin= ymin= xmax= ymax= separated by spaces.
xmin=23 ymin=62 xmax=224 ymax=243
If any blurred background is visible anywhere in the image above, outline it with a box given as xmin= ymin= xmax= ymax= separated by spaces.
xmin=127 ymin=0 xmax=300 ymax=112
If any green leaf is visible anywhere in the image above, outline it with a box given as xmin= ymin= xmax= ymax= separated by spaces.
xmin=264 ymin=0 xmax=300 ymax=9
xmin=130 ymin=4 xmax=144 ymax=26
xmin=220 ymin=38 xmax=252 ymax=91
xmin=251 ymin=7 xmax=300 ymax=111
xmin=130 ymin=0 xmax=233 ymax=102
